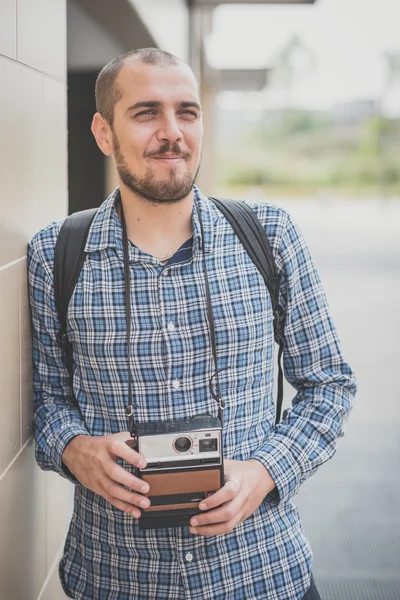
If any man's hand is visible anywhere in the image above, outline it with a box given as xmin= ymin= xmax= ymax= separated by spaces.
xmin=188 ymin=458 xmax=275 ymax=536
xmin=62 ymin=432 xmax=150 ymax=518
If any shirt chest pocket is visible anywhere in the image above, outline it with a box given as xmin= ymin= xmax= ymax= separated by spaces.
xmin=66 ymin=272 xmax=128 ymax=366
xmin=210 ymin=269 xmax=273 ymax=360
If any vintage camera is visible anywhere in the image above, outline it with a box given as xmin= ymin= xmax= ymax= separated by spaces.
xmin=128 ymin=414 xmax=224 ymax=530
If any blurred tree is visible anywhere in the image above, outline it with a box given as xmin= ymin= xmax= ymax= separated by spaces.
xmin=377 ymin=51 xmax=400 ymax=194
xmin=382 ymin=51 xmax=400 ymax=103
xmin=270 ymin=34 xmax=317 ymax=106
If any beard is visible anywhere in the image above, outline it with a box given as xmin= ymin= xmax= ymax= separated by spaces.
xmin=113 ymin=135 xmax=200 ymax=205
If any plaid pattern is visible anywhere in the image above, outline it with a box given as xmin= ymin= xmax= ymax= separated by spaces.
xmin=28 ymin=186 xmax=356 ymax=600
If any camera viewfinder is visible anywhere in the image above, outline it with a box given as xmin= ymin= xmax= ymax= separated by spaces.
xmin=199 ymin=438 xmax=218 ymax=452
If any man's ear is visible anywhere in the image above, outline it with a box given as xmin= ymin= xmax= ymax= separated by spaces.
xmin=91 ymin=112 xmax=114 ymax=156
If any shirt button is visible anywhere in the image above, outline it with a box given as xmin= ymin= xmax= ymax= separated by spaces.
xmin=163 ymin=269 xmax=169 ymax=276
xmin=185 ymin=552 xmax=193 ymax=562
xmin=167 ymin=322 xmax=175 ymax=332
xmin=172 ymin=380 xmax=180 ymax=390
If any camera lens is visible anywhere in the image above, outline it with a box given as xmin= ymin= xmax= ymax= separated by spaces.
xmin=174 ymin=436 xmax=192 ymax=453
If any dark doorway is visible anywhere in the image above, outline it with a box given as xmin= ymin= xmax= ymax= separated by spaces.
xmin=68 ymin=72 xmax=105 ymax=214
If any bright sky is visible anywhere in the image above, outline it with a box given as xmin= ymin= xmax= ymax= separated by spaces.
xmin=207 ymin=0 xmax=400 ymax=112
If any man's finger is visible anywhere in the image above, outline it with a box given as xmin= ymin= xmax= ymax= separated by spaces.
xmin=100 ymin=485 xmax=142 ymax=518
xmin=189 ymin=513 xmax=241 ymax=537
xmin=105 ymin=481 xmax=151 ymax=510
xmin=107 ymin=436 xmax=147 ymax=468
xmin=198 ymin=479 xmax=240 ymax=511
xmin=103 ymin=458 xmax=149 ymax=494
xmin=191 ymin=496 xmax=242 ymax=528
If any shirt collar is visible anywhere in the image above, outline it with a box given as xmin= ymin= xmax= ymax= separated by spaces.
xmin=84 ymin=185 xmax=220 ymax=257
xmin=84 ymin=188 xmax=120 ymax=253
xmin=192 ymin=185 xmax=215 ymax=256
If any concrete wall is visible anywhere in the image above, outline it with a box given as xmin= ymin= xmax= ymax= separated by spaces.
xmin=131 ymin=0 xmax=189 ymax=61
xmin=0 ymin=1 xmax=72 ymax=598
xmin=67 ymin=0 xmax=125 ymax=70
xmin=0 ymin=2 xmax=213 ymax=598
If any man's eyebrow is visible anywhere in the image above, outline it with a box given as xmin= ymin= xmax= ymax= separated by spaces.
xmin=179 ymin=101 xmax=201 ymax=111
xmin=126 ymin=101 xmax=162 ymax=112
xmin=126 ymin=100 xmax=201 ymax=113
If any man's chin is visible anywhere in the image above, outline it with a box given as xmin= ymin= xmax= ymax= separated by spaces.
xmin=124 ymin=183 xmax=194 ymax=204
xmin=117 ymin=164 xmax=197 ymax=203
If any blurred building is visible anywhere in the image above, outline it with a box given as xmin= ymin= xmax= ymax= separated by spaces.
xmin=332 ymin=99 xmax=378 ymax=126
xmin=0 ymin=1 xmax=314 ymax=599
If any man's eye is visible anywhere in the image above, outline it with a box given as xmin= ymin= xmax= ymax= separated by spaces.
xmin=180 ymin=110 xmax=198 ymax=119
xmin=135 ymin=110 xmax=156 ymax=118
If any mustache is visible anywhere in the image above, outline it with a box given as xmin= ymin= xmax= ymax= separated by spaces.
xmin=144 ymin=142 xmax=191 ymax=159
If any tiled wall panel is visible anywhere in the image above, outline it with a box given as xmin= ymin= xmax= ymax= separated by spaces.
xmin=17 ymin=0 xmax=66 ymax=81
xmin=39 ymin=564 xmax=68 ymax=600
xmin=17 ymin=69 xmax=68 ymax=245
xmin=45 ymin=472 xmax=73 ymax=572
xmin=0 ymin=59 xmax=67 ymax=269
xmin=20 ymin=259 xmax=33 ymax=445
xmin=0 ymin=0 xmax=17 ymax=59
xmin=0 ymin=263 xmax=21 ymax=475
xmin=0 ymin=2 xmax=69 ymax=599
xmin=0 ymin=56 xmax=22 ymax=267
xmin=0 ymin=441 xmax=47 ymax=600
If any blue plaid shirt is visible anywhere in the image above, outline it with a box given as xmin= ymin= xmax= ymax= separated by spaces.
xmin=28 ymin=186 xmax=356 ymax=600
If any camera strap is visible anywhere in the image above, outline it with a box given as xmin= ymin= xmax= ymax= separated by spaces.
xmin=121 ymin=198 xmax=225 ymax=433
xmin=197 ymin=205 xmax=226 ymax=426
xmin=120 ymin=201 xmax=135 ymax=432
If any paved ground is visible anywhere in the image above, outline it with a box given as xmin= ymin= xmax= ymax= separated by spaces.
xmin=269 ymin=197 xmax=400 ymax=600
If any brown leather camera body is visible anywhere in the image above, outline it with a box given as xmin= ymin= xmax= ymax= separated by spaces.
xmin=139 ymin=463 xmax=224 ymax=529
xmin=129 ymin=415 xmax=224 ymax=529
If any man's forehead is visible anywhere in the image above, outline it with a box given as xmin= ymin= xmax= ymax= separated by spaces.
xmin=116 ymin=60 xmax=199 ymax=100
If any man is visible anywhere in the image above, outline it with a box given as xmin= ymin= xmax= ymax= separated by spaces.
xmin=28 ymin=48 xmax=356 ymax=600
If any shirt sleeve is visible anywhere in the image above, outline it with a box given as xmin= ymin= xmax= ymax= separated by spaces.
xmin=250 ymin=212 xmax=356 ymax=503
xmin=28 ymin=236 xmax=90 ymax=483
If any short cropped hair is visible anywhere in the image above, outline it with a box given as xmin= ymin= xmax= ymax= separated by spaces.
xmin=95 ymin=48 xmax=183 ymax=127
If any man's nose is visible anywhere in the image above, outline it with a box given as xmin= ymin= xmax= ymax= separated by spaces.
xmin=157 ymin=115 xmax=183 ymax=143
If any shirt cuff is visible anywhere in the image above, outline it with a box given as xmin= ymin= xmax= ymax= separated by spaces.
xmin=50 ymin=425 xmax=90 ymax=484
xmin=250 ymin=436 xmax=302 ymax=505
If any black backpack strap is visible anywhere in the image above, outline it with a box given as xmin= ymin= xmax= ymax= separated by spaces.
xmin=54 ymin=208 xmax=98 ymax=373
xmin=209 ymin=197 xmax=285 ymax=425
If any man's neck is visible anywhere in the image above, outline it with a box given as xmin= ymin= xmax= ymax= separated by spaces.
xmin=117 ymin=185 xmax=194 ymax=262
